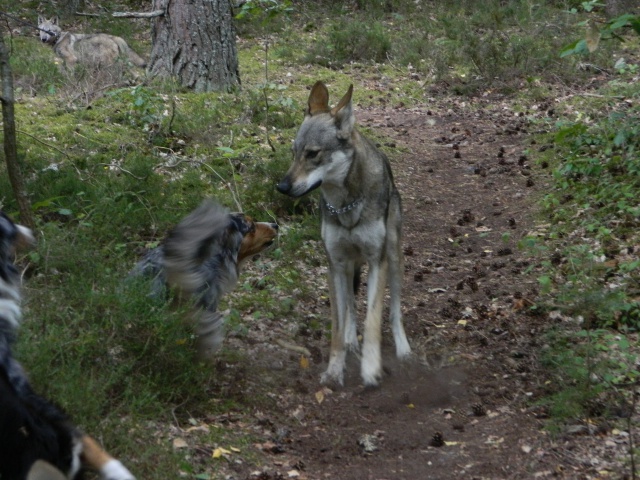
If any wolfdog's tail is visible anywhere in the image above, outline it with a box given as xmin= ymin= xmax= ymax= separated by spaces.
xmin=112 ymin=37 xmax=147 ymax=68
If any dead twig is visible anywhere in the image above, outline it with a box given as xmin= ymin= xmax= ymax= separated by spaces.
xmin=112 ymin=10 xmax=166 ymax=18
xmin=275 ymin=339 xmax=311 ymax=357
xmin=96 ymin=163 xmax=146 ymax=180
xmin=16 ymin=130 xmax=71 ymax=160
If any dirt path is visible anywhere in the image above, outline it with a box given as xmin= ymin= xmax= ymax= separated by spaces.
xmin=180 ymin=97 xmax=621 ymax=479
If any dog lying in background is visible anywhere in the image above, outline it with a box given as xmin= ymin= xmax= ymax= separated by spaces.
xmin=131 ymin=199 xmax=278 ymax=357
xmin=38 ymin=16 xmax=147 ymax=69
xmin=0 ymin=212 xmax=136 ymax=480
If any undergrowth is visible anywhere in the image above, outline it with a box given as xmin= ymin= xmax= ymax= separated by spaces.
xmin=528 ymin=34 xmax=639 ymax=453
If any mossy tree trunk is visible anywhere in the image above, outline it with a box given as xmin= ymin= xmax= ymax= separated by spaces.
xmin=148 ymin=0 xmax=240 ymax=92
xmin=0 ymin=27 xmax=35 ymax=230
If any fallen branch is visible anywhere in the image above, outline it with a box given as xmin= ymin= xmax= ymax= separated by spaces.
xmin=112 ymin=10 xmax=165 ymax=19
xmin=276 ymin=339 xmax=312 ymax=357
xmin=17 ymin=130 xmax=71 ymax=159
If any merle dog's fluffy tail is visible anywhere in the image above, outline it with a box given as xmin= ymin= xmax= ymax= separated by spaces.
xmin=162 ymin=200 xmax=232 ymax=296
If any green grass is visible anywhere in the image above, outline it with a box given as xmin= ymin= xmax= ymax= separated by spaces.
xmin=523 ymin=21 xmax=640 ymax=432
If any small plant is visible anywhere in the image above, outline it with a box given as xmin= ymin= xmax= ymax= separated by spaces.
xmin=235 ymin=0 xmax=293 ymax=21
xmin=105 ymin=85 xmax=164 ymax=131
xmin=541 ymin=327 xmax=639 ymax=431
xmin=306 ymin=19 xmax=391 ymax=67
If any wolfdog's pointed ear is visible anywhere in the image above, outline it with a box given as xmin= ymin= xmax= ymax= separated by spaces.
xmin=332 ymin=84 xmax=355 ymax=140
xmin=307 ymin=81 xmax=330 ymax=116
xmin=52 ymin=16 xmax=59 ymax=25
xmin=38 ymin=15 xmax=44 ymax=24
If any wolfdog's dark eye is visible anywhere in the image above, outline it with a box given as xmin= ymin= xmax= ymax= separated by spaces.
xmin=306 ymin=150 xmax=320 ymax=159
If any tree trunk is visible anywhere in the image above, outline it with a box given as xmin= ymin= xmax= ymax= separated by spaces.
xmin=63 ymin=0 xmax=85 ymax=16
xmin=605 ymin=0 xmax=638 ymax=17
xmin=0 ymin=26 xmax=35 ymax=230
xmin=148 ymin=0 xmax=240 ymax=92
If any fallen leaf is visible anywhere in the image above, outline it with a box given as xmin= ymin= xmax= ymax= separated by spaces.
xmin=173 ymin=438 xmax=188 ymax=449
xmin=230 ymin=446 xmax=241 ymax=453
xmin=427 ymin=287 xmax=447 ymax=293
xmin=291 ymin=405 xmax=305 ymax=421
xmin=521 ymin=444 xmax=532 ymax=453
xmin=315 ymin=389 xmax=325 ymax=404
xmin=300 ymin=355 xmax=310 ymax=369
xmin=185 ymin=425 xmax=210 ymax=433
xmin=485 ymin=436 xmax=504 ymax=445
xmin=212 ymin=447 xmax=231 ymax=458
xmin=256 ymin=441 xmax=277 ymax=452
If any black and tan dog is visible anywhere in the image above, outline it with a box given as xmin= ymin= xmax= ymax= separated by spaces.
xmin=131 ymin=199 xmax=278 ymax=357
xmin=0 ymin=211 xmax=136 ymax=480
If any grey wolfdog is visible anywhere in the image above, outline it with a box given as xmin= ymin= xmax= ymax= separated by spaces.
xmin=130 ymin=200 xmax=278 ymax=358
xmin=0 ymin=212 xmax=135 ymax=480
xmin=38 ymin=16 xmax=146 ymax=69
xmin=277 ymin=81 xmax=411 ymax=387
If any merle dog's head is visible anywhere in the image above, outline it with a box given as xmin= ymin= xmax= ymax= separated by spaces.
xmin=231 ymin=214 xmax=278 ymax=266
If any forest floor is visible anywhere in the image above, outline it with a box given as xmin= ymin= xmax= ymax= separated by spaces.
xmin=154 ymin=87 xmax=634 ymax=479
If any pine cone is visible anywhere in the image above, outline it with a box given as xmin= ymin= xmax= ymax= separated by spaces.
xmin=472 ymin=403 xmax=486 ymax=417
xmin=430 ymin=431 xmax=445 ymax=447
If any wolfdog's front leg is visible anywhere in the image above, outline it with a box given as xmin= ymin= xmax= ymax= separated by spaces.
xmin=320 ymin=264 xmax=352 ymax=386
xmin=360 ymin=260 xmax=387 ymax=386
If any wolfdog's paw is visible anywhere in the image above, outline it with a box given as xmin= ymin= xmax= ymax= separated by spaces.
xmin=396 ymin=344 xmax=412 ymax=360
xmin=320 ymin=367 xmax=344 ymax=387
xmin=361 ymin=372 xmax=382 ymax=388
xmin=393 ymin=332 xmax=412 ymax=359
xmin=361 ymin=357 xmax=383 ymax=386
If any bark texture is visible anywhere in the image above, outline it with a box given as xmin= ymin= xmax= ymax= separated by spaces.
xmin=148 ymin=0 xmax=240 ymax=92
xmin=0 ymin=27 xmax=35 ymax=229
xmin=605 ymin=0 xmax=638 ymax=17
